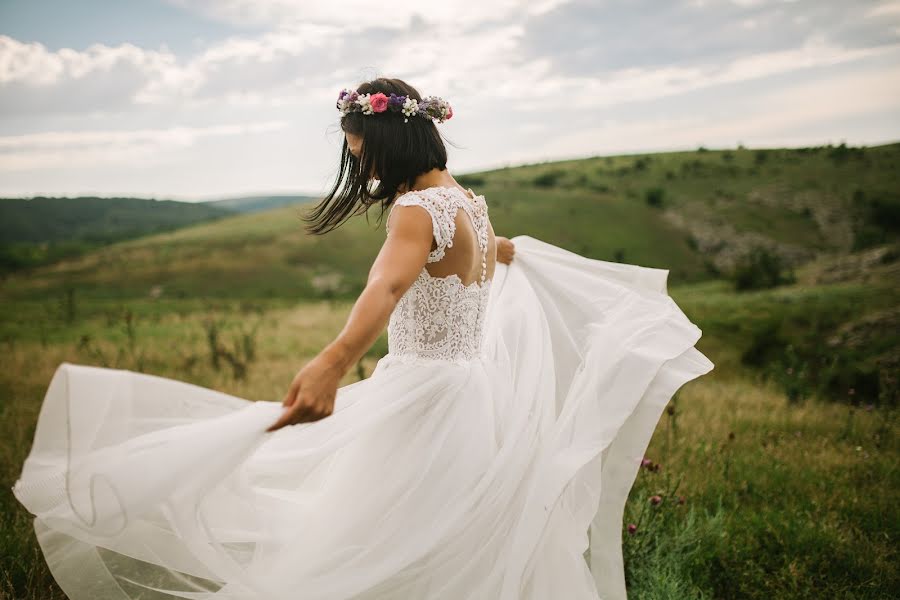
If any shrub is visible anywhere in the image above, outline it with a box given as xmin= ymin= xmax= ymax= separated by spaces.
xmin=645 ymin=187 xmax=666 ymax=208
xmin=850 ymin=189 xmax=900 ymax=250
xmin=532 ymin=169 xmax=565 ymax=188
xmin=731 ymin=246 xmax=796 ymax=291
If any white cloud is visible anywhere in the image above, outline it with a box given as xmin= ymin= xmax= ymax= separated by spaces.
xmin=509 ymin=38 xmax=900 ymax=112
xmin=527 ymin=66 xmax=900 ymax=160
xmin=865 ymin=1 xmax=900 ymax=18
xmin=0 ymin=121 xmax=289 ymax=170
xmin=1 ymin=0 xmax=898 ymax=196
xmin=165 ymin=0 xmax=571 ymax=29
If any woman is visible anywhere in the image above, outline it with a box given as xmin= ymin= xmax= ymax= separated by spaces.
xmin=13 ymin=77 xmax=714 ymax=600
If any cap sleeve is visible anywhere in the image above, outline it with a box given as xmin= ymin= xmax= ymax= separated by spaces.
xmin=386 ymin=190 xmax=459 ymax=263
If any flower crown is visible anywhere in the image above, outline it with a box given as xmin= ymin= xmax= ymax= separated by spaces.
xmin=336 ymin=88 xmax=453 ymax=123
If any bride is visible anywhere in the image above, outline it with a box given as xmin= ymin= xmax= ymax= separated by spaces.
xmin=13 ymin=77 xmax=714 ymax=600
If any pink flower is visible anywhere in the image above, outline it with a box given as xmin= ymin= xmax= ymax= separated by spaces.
xmin=641 ymin=457 xmax=653 ymax=468
xmin=650 ymin=495 xmax=662 ymax=505
xmin=446 ymin=104 xmax=453 ymax=119
xmin=627 ymin=523 xmax=637 ymax=535
xmin=370 ymin=92 xmax=389 ymax=113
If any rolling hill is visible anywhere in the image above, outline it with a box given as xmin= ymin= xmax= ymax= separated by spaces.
xmin=1 ymin=142 xmax=897 ymax=303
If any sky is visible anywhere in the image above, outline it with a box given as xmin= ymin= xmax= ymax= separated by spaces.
xmin=1 ymin=0 xmax=899 ymax=201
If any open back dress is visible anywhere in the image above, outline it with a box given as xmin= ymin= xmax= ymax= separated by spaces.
xmin=13 ymin=185 xmax=714 ymax=599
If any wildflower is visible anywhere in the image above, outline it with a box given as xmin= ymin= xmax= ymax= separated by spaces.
xmin=627 ymin=523 xmax=637 ymax=535
xmin=650 ymin=495 xmax=662 ymax=505
xmin=370 ymin=92 xmax=389 ymax=113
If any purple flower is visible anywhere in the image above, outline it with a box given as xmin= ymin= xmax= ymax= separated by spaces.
xmin=388 ymin=93 xmax=406 ymax=108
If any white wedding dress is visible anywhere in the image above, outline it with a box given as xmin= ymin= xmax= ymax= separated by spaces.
xmin=13 ymin=186 xmax=714 ymax=600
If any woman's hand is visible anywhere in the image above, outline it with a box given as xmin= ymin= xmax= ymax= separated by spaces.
xmin=497 ymin=236 xmax=516 ymax=265
xmin=266 ymin=200 xmax=436 ymax=432
xmin=266 ymin=348 xmax=347 ymax=432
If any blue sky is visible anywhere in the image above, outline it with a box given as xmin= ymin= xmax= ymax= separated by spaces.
xmin=1 ymin=0 xmax=898 ymax=201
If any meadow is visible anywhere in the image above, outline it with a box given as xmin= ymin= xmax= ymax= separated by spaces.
xmin=1 ymin=143 xmax=898 ymax=599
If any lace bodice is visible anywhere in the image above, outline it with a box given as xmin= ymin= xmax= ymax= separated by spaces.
xmin=384 ymin=186 xmax=491 ymax=364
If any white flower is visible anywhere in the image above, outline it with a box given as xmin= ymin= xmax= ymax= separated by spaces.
xmin=401 ymin=97 xmax=419 ymax=117
xmin=356 ymin=93 xmax=374 ymax=115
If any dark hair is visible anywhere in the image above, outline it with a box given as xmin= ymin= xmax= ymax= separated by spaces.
xmin=301 ymin=77 xmax=450 ymax=235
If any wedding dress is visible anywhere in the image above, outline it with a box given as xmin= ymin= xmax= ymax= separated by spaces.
xmin=12 ymin=186 xmax=714 ymax=600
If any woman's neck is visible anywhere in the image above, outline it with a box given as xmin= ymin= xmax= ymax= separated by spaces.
xmin=401 ymin=169 xmax=461 ymax=193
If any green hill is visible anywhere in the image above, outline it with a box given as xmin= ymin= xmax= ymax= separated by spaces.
xmin=202 ymin=194 xmax=317 ymax=213
xmin=1 ymin=142 xmax=897 ymax=303
xmin=0 ymin=196 xmax=234 ymax=274
xmin=1 ymin=144 xmax=898 ymax=600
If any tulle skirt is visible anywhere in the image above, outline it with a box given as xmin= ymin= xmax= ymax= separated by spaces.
xmin=12 ymin=235 xmax=714 ymax=599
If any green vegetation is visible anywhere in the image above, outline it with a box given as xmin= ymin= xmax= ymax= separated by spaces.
xmin=0 ymin=196 xmax=234 ymax=273
xmin=1 ymin=142 xmax=898 ymax=599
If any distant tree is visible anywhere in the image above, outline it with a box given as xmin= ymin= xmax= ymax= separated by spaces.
xmin=731 ymin=246 xmax=796 ymax=291
xmin=532 ymin=170 xmax=565 ymax=188
xmin=644 ymin=187 xmax=666 ymax=208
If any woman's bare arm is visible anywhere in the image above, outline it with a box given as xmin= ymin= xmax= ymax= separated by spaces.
xmin=267 ymin=205 xmax=435 ymax=431
xmin=320 ymin=205 xmax=435 ymax=371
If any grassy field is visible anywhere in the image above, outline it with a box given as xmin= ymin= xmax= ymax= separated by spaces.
xmin=1 ymin=143 xmax=898 ymax=598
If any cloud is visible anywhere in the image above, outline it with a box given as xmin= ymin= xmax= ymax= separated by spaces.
xmin=164 ymin=0 xmax=571 ymax=29
xmin=3 ymin=0 xmax=898 ymax=119
xmin=520 ymin=0 xmax=900 ymax=75
xmin=0 ymin=35 xmax=187 ymax=115
xmin=527 ymin=65 xmax=900 ymax=160
xmin=0 ymin=120 xmax=289 ymax=170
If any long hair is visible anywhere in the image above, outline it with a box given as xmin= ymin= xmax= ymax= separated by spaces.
xmin=301 ymin=77 xmax=450 ymax=235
